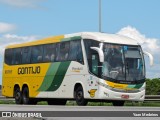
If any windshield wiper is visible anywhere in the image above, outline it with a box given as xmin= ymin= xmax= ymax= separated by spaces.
xmin=126 ymin=62 xmax=129 ymax=74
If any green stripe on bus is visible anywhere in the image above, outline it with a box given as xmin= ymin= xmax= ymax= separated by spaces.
xmin=38 ymin=62 xmax=60 ymax=91
xmin=134 ymin=83 xmax=143 ymax=89
xmin=127 ymin=84 xmax=136 ymax=88
xmin=61 ymin=36 xmax=81 ymax=42
xmin=47 ymin=61 xmax=71 ymax=91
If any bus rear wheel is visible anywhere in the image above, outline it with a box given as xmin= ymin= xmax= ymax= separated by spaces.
xmin=47 ymin=99 xmax=67 ymax=105
xmin=22 ymin=87 xmax=37 ymax=105
xmin=14 ymin=87 xmax=22 ymax=104
xmin=112 ymin=101 xmax=125 ymax=106
xmin=75 ymin=86 xmax=88 ymax=106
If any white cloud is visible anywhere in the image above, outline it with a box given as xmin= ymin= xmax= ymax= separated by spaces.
xmin=117 ymin=26 xmax=146 ymax=44
xmin=0 ymin=34 xmax=39 ymax=55
xmin=0 ymin=33 xmax=40 ymax=84
xmin=117 ymin=26 xmax=160 ymax=54
xmin=117 ymin=26 xmax=160 ymax=78
xmin=0 ymin=22 xmax=16 ymax=33
xmin=0 ymin=0 xmax=46 ymax=8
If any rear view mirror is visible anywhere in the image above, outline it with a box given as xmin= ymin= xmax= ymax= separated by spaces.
xmin=90 ymin=43 xmax=104 ymax=62
xmin=143 ymin=51 xmax=154 ymax=66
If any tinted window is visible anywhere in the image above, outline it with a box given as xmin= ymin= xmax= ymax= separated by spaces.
xmin=12 ymin=48 xmax=22 ymax=65
xmin=43 ymin=44 xmax=56 ymax=62
xmin=22 ymin=47 xmax=31 ymax=64
xmin=68 ymin=40 xmax=83 ymax=64
xmin=56 ymin=42 xmax=70 ymax=61
xmin=31 ymin=45 xmax=43 ymax=63
xmin=5 ymin=49 xmax=13 ymax=65
xmin=84 ymin=39 xmax=99 ymax=74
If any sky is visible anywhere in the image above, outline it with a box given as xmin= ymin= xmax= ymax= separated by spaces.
xmin=0 ymin=0 xmax=160 ymax=84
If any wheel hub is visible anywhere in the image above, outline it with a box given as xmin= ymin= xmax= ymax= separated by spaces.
xmin=15 ymin=92 xmax=20 ymax=100
xmin=77 ymin=91 xmax=83 ymax=100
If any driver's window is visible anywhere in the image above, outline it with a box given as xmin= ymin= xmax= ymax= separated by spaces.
xmin=91 ymin=54 xmax=99 ymax=75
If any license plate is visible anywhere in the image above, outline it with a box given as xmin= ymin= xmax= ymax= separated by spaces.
xmin=121 ymin=95 xmax=129 ymax=99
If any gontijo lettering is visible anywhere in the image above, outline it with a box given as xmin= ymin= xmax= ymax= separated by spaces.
xmin=18 ymin=66 xmax=40 ymax=74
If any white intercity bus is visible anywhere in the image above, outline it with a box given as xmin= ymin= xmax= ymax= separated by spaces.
xmin=2 ymin=32 xmax=153 ymax=106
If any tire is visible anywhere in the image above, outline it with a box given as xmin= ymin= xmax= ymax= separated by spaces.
xmin=75 ymin=86 xmax=88 ymax=106
xmin=112 ymin=101 xmax=125 ymax=106
xmin=22 ymin=87 xmax=37 ymax=105
xmin=47 ymin=99 xmax=67 ymax=105
xmin=14 ymin=87 xmax=22 ymax=104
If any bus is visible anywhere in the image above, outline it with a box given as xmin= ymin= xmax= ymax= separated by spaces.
xmin=2 ymin=32 xmax=153 ymax=106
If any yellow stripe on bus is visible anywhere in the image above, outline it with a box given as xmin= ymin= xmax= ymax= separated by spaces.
xmin=6 ymin=35 xmax=64 ymax=48
xmin=106 ymin=81 xmax=128 ymax=89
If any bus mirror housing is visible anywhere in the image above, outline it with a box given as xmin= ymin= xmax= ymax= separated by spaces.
xmin=90 ymin=43 xmax=104 ymax=62
xmin=143 ymin=51 xmax=154 ymax=66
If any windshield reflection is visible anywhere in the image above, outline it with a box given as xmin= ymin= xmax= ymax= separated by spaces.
xmin=102 ymin=44 xmax=145 ymax=81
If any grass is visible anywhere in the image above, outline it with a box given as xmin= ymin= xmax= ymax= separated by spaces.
xmin=1 ymin=100 xmax=160 ymax=107
xmin=0 ymin=100 xmax=15 ymax=104
xmin=38 ymin=101 xmax=160 ymax=107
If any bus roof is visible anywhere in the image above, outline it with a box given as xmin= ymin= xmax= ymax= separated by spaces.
xmin=65 ymin=32 xmax=139 ymax=45
xmin=6 ymin=32 xmax=139 ymax=48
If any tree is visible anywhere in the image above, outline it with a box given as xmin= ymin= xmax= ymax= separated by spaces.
xmin=146 ymin=78 xmax=160 ymax=95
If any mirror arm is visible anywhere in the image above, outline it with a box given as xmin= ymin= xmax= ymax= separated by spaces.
xmin=91 ymin=47 xmax=104 ymax=62
xmin=143 ymin=51 xmax=154 ymax=66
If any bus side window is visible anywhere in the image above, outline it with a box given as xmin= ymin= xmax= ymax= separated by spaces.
xmin=12 ymin=48 xmax=22 ymax=65
xmin=5 ymin=49 xmax=13 ymax=65
xmin=31 ymin=45 xmax=43 ymax=63
xmin=22 ymin=47 xmax=31 ymax=64
xmin=68 ymin=40 xmax=83 ymax=64
xmin=84 ymin=39 xmax=100 ymax=76
xmin=43 ymin=44 xmax=56 ymax=62
xmin=56 ymin=42 xmax=70 ymax=62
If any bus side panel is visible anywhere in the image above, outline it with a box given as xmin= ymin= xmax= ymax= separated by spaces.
xmin=2 ymin=77 xmax=13 ymax=97
xmin=2 ymin=63 xmax=50 ymax=98
xmin=57 ymin=61 xmax=88 ymax=98
xmin=57 ymin=61 xmax=100 ymax=99
xmin=2 ymin=64 xmax=14 ymax=97
xmin=57 ymin=75 xmax=86 ymax=98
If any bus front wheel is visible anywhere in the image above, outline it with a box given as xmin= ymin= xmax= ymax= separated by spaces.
xmin=75 ymin=86 xmax=88 ymax=106
xmin=14 ymin=88 xmax=22 ymax=104
xmin=112 ymin=101 xmax=125 ymax=106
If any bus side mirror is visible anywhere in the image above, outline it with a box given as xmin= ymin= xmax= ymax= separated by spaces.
xmin=143 ymin=51 xmax=154 ymax=66
xmin=90 ymin=43 xmax=104 ymax=62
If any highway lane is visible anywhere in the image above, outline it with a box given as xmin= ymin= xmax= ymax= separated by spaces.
xmin=0 ymin=105 xmax=160 ymax=111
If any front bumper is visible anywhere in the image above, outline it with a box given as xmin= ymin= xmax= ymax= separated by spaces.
xmin=97 ymin=85 xmax=145 ymax=101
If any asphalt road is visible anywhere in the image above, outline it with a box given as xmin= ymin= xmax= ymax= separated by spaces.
xmin=0 ymin=105 xmax=160 ymax=111
xmin=0 ymin=105 xmax=160 ymax=120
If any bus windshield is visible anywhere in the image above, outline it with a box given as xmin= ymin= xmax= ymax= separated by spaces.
xmin=102 ymin=44 xmax=145 ymax=82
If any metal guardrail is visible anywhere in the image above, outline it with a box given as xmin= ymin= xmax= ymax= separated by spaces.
xmin=144 ymin=95 xmax=160 ymax=101
xmin=0 ymin=96 xmax=14 ymax=101
xmin=0 ymin=90 xmax=14 ymax=101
